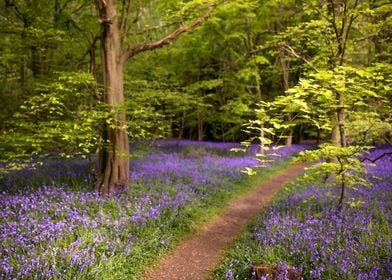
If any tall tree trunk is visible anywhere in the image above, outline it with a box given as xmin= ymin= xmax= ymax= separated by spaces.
xmin=197 ymin=111 xmax=203 ymax=141
xmin=96 ymin=0 xmax=129 ymax=195
xmin=259 ymin=124 xmax=265 ymax=154
xmin=331 ymin=117 xmax=341 ymax=146
xmin=254 ymin=62 xmax=266 ymax=151
xmin=178 ymin=110 xmax=186 ymax=141
xmin=280 ymin=55 xmax=293 ymax=146
xmin=326 ymin=0 xmax=357 ymax=206
xmin=336 ymin=92 xmax=348 ymax=208
xmin=336 ymin=94 xmax=347 ymax=148
xmin=275 ymin=15 xmax=293 ymax=147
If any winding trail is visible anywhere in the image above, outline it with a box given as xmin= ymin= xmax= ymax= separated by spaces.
xmin=142 ymin=163 xmax=309 ymax=280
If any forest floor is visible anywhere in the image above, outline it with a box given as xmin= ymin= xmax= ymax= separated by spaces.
xmin=142 ymin=162 xmax=309 ymax=280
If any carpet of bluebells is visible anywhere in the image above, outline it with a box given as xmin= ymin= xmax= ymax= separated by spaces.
xmin=0 ymin=141 xmax=307 ymax=279
xmin=215 ymin=146 xmax=392 ymax=280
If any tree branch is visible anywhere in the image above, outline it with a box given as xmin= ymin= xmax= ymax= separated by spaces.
xmin=119 ymin=0 xmax=132 ymax=34
xmin=121 ymin=4 xmax=214 ymax=63
xmin=281 ymin=44 xmax=319 ymax=72
xmin=339 ymin=0 xmax=359 ymax=65
xmin=338 ymin=0 xmax=348 ymax=40
xmin=383 ymin=135 xmax=392 ymax=146
xmin=361 ymin=152 xmax=392 ymax=163
xmin=133 ymin=21 xmax=182 ymax=36
xmin=328 ymin=0 xmax=340 ymax=45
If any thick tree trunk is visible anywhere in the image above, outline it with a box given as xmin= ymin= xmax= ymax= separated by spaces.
xmin=94 ymin=0 xmax=213 ymax=194
xmin=331 ymin=121 xmax=341 ymax=146
xmin=96 ymin=0 xmax=129 ymax=195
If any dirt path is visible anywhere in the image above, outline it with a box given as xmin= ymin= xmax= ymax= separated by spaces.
xmin=142 ymin=163 xmax=309 ymax=280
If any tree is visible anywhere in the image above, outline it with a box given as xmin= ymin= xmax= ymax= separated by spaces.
xmin=240 ymin=0 xmax=391 ymax=207
xmin=95 ymin=0 xmax=214 ymax=194
xmin=0 ymin=0 xmax=101 ymax=171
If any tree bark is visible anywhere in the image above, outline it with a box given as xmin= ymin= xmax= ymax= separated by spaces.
xmin=96 ymin=0 xmax=129 ymax=195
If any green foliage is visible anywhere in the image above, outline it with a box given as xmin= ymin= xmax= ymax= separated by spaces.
xmin=125 ymin=79 xmax=173 ymax=139
xmin=241 ymin=61 xmax=391 ymax=203
xmin=1 ymin=0 xmax=391 ymax=174
xmin=296 ymin=144 xmax=371 ymax=189
xmin=0 ymin=72 xmax=106 ymax=170
xmin=239 ymin=0 xmax=392 ymax=204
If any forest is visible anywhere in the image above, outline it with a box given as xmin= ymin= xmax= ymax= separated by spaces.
xmin=0 ymin=0 xmax=391 ymax=279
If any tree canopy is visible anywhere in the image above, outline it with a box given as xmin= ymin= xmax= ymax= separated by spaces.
xmin=0 ymin=0 xmax=391 ymax=193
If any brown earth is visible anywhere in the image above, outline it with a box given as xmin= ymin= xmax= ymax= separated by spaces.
xmin=142 ymin=163 xmax=309 ymax=280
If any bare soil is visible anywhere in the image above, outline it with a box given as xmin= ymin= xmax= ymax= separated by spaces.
xmin=142 ymin=163 xmax=309 ymax=280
